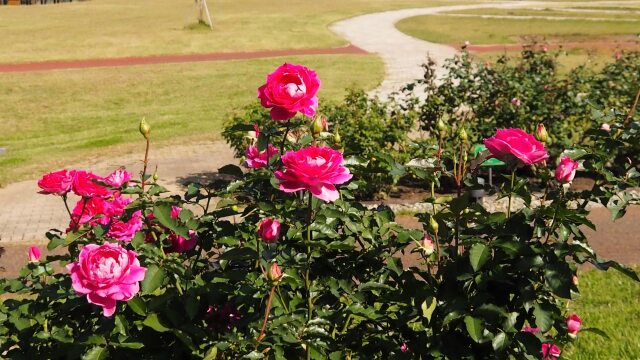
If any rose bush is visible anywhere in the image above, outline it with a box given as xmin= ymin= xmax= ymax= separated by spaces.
xmin=1 ymin=62 xmax=639 ymax=359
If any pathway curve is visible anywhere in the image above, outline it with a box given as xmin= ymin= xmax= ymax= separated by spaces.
xmin=329 ymin=0 xmax=638 ymax=98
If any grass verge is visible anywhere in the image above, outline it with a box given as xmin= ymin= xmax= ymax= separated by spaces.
xmin=0 ymin=54 xmax=383 ymax=185
xmin=566 ymin=267 xmax=640 ymax=359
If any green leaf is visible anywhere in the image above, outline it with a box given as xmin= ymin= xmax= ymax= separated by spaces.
xmin=114 ymin=342 xmax=144 ymax=349
xmin=127 ymin=296 xmax=147 ymax=316
xmin=544 ymin=263 xmax=573 ymax=298
xmin=591 ymin=259 xmax=640 ymax=282
xmin=81 ymin=346 xmax=108 ymax=360
xmin=243 ymin=350 xmax=265 ymax=359
xmin=492 ymin=332 xmax=507 ymax=351
xmin=469 ymin=243 xmax=490 ymax=272
xmin=203 ymin=346 xmax=218 ymax=360
xmin=581 ymin=327 xmax=610 ymax=339
xmin=142 ymin=313 xmax=170 ymax=333
xmin=218 ymin=164 xmax=244 ymax=178
xmin=421 ymin=297 xmax=437 ymax=322
xmin=464 ymin=316 xmax=484 ymax=343
xmin=533 ymin=303 xmax=553 ymax=332
xmin=153 ymin=203 xmax=190 ymax=239
xmin=141 ymin=265 xmax=166 ymax=294
xmin=46 ymin=230 xmax=65 ymax=250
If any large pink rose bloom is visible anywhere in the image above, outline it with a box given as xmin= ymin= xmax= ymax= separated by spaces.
xmin=484 ymin=128 xmax=549 ymax=166
xmin=541 ymin=343 xmax=561 ymax=360
xmin=258 ymin=63 xmax=320 ymax=121
xmin=245 ymin=144 xmax=279 ymax=169
xmin=38 ymin=169 xmax=75 ymax=195
xmin=67 ymin=243 xmax=146 ymax=317
xmin=275 ymin=146 xmax=352 ymax=202
xmin=555 ymin=156 xmax=579 ymax=184
xmin=72 ymin=170 xmax=111 ymax=198
xmin=104 ymin=169 xmax=133 ymax=188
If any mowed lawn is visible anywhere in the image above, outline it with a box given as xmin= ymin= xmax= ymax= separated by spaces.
xmin=567 ymin=267 xmax=640 ymax=359
xmin=0 ymin=54 xmax=383 ymax=185
xmin=395 ymin=14 xmax=640 ymax=44
xmin=0 ymin=0 xmax=462 ymax=63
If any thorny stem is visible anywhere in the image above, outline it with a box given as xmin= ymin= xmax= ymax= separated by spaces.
xmin=256 ymin=286 xmax=277 ymax=342
xmin=305 ymin=191 xmax=314 ymax=360
xmin=623 ymin=88 xmax=640 ymax=126
xmin=141 ymin=137 xmax=151 ymax=191
xmin=280 ymin=120 xmax=292 ymax=154
xmin=507 ymin=170 xmax=516 ymax=218
xmin=544 ymin=189 xmax=564 ymax=244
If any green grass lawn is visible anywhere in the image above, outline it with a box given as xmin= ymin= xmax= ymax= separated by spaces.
xmin=395 ymin=14 xmax=640 ymax=44
xmin=0 ymin=0 xmax=466 ymax=63
xmin=0 ymin=54 xmax=383 ymax=185
xmin=444 ymin=7 xmax=640 ymax=20
xmin=566 ymin=267 xmax=640 ymax=359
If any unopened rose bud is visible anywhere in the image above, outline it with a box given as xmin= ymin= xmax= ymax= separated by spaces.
xmin=139 ymin=118 xmax=151 ymax=140
xmin=429 ymin=217 xmax=439 ymax=234
xmin=511 ymin=97 xmax=521 ymax=107
xmin=535 ymin=123 xmax=549 ymax=143
xmin=555 ymin=156 xmax=579 ymax=184
xmin=600 ymin=123 xmax=611 ymax=132
xmin=334 ymin=129 xmax=341 ymax=144
xmin=436 ymin=119 xmax=447 ymax=132
xmin=458 ymin=128 xmax=468 ymax=142
xmin=615 ymin=52 xmax=622 ymax=60
xmin=28 ymin=245 xmax=41 ymax=263
xmin=258 ymin=218 xmax=281 ymax=243
xmin=152 ymin=166 xmax=159 ymax=181
xmin=572 ymin=275 xmax=579 ymax=286
xmin=311 ymin=115 xmax=328 ymax=138
xmin=267 ymin=262 xmax=283 ymax=283
xmin=566 ymin=314 xmax=582 ymax=338
xmin=420 ymin=234 xmax=435 ymax=255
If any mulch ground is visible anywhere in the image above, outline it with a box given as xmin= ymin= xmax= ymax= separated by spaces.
xmin=0 ymin=45 xmax=367 ymax=73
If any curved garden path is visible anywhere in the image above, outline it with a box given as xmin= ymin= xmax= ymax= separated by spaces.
xmin=1 ymin=0 xmax=639 ymax=274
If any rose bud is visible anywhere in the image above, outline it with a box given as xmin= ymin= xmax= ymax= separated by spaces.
xmin=436 ymin=119 xmax=447 ymax=132
xmin=311 ymin=115 xmax=328 ymax=138
xmin=458 ymin=128 xmax=468 ymax=142
xmin=420 ymin=234 xmax=435 ymax=256
xmin=258 ymin=218 xmax=281 ymax=243
xmin=600 ymin=123 xmax=611 ymax=132
xmin=511 ymin=97 xmax=521 ymax=107
xmin=334 ymin=128 xmax=341 ymax=145
xmin=267 ymin=262 xmax=283 ymax=283
xmin=535 ymin=123 xmax=549 ymax=143
xmin=400 ymin=343 xmax=408 ymax=353
xmin=555 ymin=156 xmax=579 ymax=184
xmin=139 ymin=118 xmax=151 ymax=140
xmin=572 ymin=275 xmax=579 ymax=286
xmin=429 ymin=217 xmax=439 ymax=233
xmin=566 ymin=314 xmax=582 ymax=337
xmin=28 ymin=245 xmax=41 ymax=263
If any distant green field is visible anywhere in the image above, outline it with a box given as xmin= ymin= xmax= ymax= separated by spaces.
xmin=445 ymin=7 xmax=640 ymax=20
xmin=566 ymin=267 xmax=640 ymax=359
xmin=0 ymin=0 xmax=462 ymax=63
xmin=0 ymin=54 xmax=383 ymax=185
xmin=395 ymin=14 xmax=640 ymax=44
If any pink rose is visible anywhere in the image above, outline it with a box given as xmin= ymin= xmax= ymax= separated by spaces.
xmin=484 ymin=128 xmax=549 ymax=166
xmin=67 ymin=243 xmax=146 ymax=317
xmin=555 ymin=156 xmax=579 ymax=184
xmin=245 ymin=144 xmax=279 ymax=169
xmin=566 ymin=314 xmax=582 ymax=336
xmin=37 ymin=169 xmax=74 ymax=195
xmin=258 ymin=63 xmax=320 ymax=121
xmin=69 ymin=196 xmax=111 ymax=228
xmin=511 ymin=97 xmax=521 ymax=107
xmin=522 ymin=326 xmax=540 ymax=334
xmin=104 ymin=169 xmax=132 ymax=188
xmin=107 ymin=211 xmax=143 ymax=241
xmin=258 ymin=218 xmax=281 ymax=243
xmin=168 ymin=230 xmax=198 ymax=253
xmin=275 ymin=146 xmax=352 ymax=202
xmin=72 ymin=170 xmax=111 ymax=198
xmin=28 ymin=245 xmax=41 ymax=262
xmin=541 ymin=343 xmax=561 ymax=359
xmin=400 ymin=343 xmax=408 ymax=353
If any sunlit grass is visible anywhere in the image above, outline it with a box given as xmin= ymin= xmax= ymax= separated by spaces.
xmin=0 ymin=54 xmax=383 ymax=185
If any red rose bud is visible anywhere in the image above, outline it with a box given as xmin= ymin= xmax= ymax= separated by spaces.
xmin=535 ymin=123 xmax=549 ymax=143
xmin=267 ymin=262 xmax=283 ymax=283
xmin=28 ymin=245 xmax=41 ymax=262
xmin=139 ymin=118 xmax=151 ymax=140
xmin=555 ymin=156 xmax=579 ymax=184
xmin=311 ymin=115 xmax=328 ymax=138
xmin=258 ymin=218 xmax=281 ymax=243
xmin=566 ymin=314 xmax=582 ymax=337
